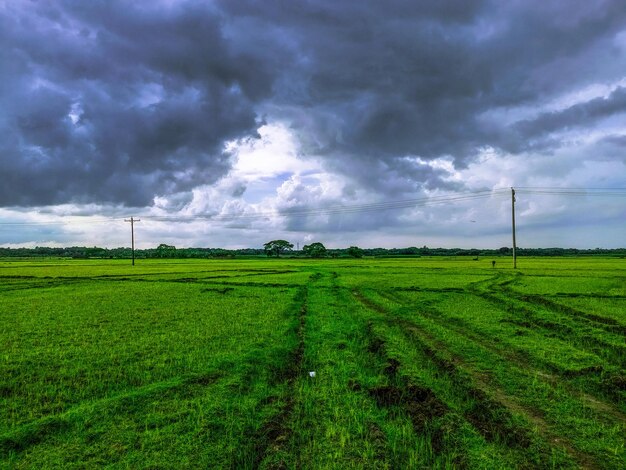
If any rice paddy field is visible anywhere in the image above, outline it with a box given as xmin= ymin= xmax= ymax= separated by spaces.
xmin=1 ymin=257 xmax=624 ymax=468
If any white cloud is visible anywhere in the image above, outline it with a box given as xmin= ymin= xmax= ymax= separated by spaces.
xmin=2 ymin=119 xmax=625 ymax=250
xmin=227 ymin=123 xmax=322 ymax=182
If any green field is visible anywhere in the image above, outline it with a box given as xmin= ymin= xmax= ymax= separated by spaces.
xmin=1 ymin=257 xmax=624 ymax=468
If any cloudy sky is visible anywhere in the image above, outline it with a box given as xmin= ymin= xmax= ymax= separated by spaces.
xmin=1 ymin=0 xmax=625 ymax=249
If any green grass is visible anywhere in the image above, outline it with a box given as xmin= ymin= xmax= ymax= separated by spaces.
xmin=0 ymin=257 xmax=624 ymax=468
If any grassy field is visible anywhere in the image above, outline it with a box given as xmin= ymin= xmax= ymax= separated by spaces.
xmin=0 ymin=257 xmax=624 ymax=468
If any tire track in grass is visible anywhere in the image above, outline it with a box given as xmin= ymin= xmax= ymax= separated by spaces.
xmin=519 ymin=294 xmax=626 ymax=334
xmin=0 ymin=270 xmax=301 ymax=292
xmin=234 ymin=276 xmax=313 ymax=469
xmin=354 ymin=292 xmax=536 ymax=467
xmin=497 ymin=283 xmax=626 ymax=351
xmin=362 ymin=322 xmax=545 ymax=468
xmin=195 ymin=280 xmax=304 ymax=289
xmin=361 ymin=321 xmax=460 ymax=467
xmin=0 ymin=277 xmax=88 ymax=292
xmin=256 ymin=271 xmax=452 ymax=468
xmin=470 ymin=278 xmax=625 ymax=370
xmin=352 ymin=289 xmax=598 ymax=469
xmin=377 ymin=288 xmax=626 ymax=425
xmin=475 ymin=272 xmax=624 ymax=339
xmin=0 ymin=371 xmax=224 ymax=455
xmin=397 ymin=319 xmax=612 ymax=470
xmin=355 ymin=292 xmax=534 ymax=449
xmin=468 ymin=274 xmax=626 ymax=402
xmin=365 ymin=288 xmax=626 ymax=468
xmin=287 ymin=270 xmax=400 ymax=467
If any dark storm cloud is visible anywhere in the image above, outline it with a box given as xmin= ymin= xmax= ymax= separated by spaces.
xmin=0 ymin=1 xmax=281 ymax=206
xmin=222 ymin=0 xmax=626 ymax=188
xmin=514 ymin=86 xmax=626 ymax=140
xmin=600 ymin=134 xmax=626 ymax=148
xmin=2 ymin=0 xmax=626 ymax=208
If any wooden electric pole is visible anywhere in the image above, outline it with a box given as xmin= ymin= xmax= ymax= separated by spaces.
xmin=511 ymin=188 xmax=517 ymax=269
xmin=124 ymin=217 xmax=141 ymax=266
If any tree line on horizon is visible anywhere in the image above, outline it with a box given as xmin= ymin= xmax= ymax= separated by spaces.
xmin=0 ymin=243 xmax=624 ymax=259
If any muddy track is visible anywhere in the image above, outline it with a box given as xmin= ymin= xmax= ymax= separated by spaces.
xmin=352 ymin=289 xmax=601 ymax=469
xmin=355 ymin=293 xmax=534 ymax=448
xmin=362 ymin=320 xmax=455 ymax=466
xmin=396 ymin=321 xmax=536 ymax=450
xmin=355 ymin=290 xmax=471 ymax=465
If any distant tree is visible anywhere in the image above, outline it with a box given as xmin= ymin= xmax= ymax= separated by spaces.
xmin=263 ymin=240 xmax=294 ymax=257
xmin=156 ymin=244 xmax=176 ymax=258
xmin=347 ymin=246 xmax=364 ymax=258
xmin=156 ymin=244 xmax=176 ymax=251
xmin=302 ymin=242 xmax=327 ymax=258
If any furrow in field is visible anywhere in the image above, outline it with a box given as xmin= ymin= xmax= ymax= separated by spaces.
xmin=270 ymin=271 xmax=474 ymax=468
xmin=388 ymin=290 xmax=624 ymax=467
xmin=0 ymin=370 xmax=224 ymax=456
xmin=353 ymin=289 xmax=604 ymax=469
xmin=468 ymin=274 xmax=626 ymax=404
xmin=153 ymin=270 xmax=297 ymax=281
xmin=360 ymin=321 xmax=462 ymax=468
xmin=190 ymin=280 xmax=304 ymax=288
xmin=236 ymin=280 xmax=310 ymax=468
xmin=284 ymin=271 xmax=403 ymax=467
xmin=517 ymin=294 xmax=626 ymax=333
xmin=352 ymin=290 xmax=580 ymax=468
xmin=471 ymin=285 xmax=625 ymax=370
xmin=0 ymin=269 xmax=299 ymax=292
xmin=552 ymin=292 xmax=626 ymax=299
xmin=477 ymin=272 xmax=623 ymax=331
xmin=389 ymin=288 xmax=609 ymax=379
xmin=375 ymin=288 xmax=626 ymax=423
xmin=257 ymin=269 xmax=402 ymax=468
xmin=488 ymin=272 xmax=626 ymax=334
xmin=0 ymin=277 xmax=87 ymax=292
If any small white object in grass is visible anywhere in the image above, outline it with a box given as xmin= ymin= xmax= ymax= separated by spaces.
xmin=309 ymin=371 xmax=316 ymax=377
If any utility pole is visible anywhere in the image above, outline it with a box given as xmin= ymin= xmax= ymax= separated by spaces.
xmin=124 ymin=217 xmax=141 ymax=266
xmin=511 ymin=188 xmax=517 ymax=269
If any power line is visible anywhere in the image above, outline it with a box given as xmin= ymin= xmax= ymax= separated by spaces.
xmin=144 ymin=190 xmax=507 ymax=222
xmin=0 ymin=217 xmax=126 ymax=226
xmin=516 ymin=187 xmax=626 ymax=196
xmin=0 ymin=186 xmax=624 ymax=227
xmin=515 ymin=186 xmax=626 ymax=190
xmin=0 ymin=189 xmax=506 ymax=226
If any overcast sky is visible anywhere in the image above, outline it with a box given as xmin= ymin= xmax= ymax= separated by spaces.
xmin=1 ymin=0 xmax=625 ymax=249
